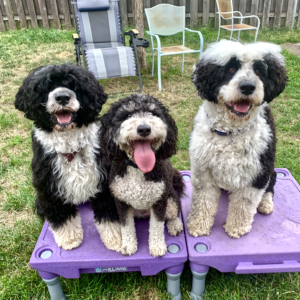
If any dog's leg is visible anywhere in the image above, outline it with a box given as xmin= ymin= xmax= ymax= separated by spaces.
xmin=187 ymin=171 xmax=221 ymax=237
xmin=116 ymin=201 xmax=138 ymax=256
xmin=258 ymin=171 xmax=276 ymax=215
xmin=50 ymin=213 xmax=83 ymax=250
xmin=91 ymin=189 xmax=122 ymax=252
xmin=149 ymin=200 xmax=167 ymax=257
xmin=224 ymin=187 xmax=265 ymax=238
xmin=165 ymin=197 xmax=183 ymax=236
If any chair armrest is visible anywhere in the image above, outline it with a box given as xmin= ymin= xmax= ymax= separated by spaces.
xmin=126 ymin=30 xmax=150 ymax=48
xmin=125 ymin=29 xmax=139 ymax=38
xmin=232 ymin=15 xmax=260 ymax=27
xmin=184 ymin=28 xmax=204 ymax=59
xmin=72 ymin=33 xmax=81 ymax=44
xmin=146 ymin=31 xmax=162 ymax=52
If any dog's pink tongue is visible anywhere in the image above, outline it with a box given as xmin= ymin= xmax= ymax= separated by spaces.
xmin=233 ymin=101 xmax=250 ymax=113
xmin=56 ymin=112 xmax=72 ymax=124
xmin=133 ymin=140 xmax=155 ymax=173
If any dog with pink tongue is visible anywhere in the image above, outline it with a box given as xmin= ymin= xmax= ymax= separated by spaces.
xmin=100 ymin=94 xmax=184 ymax=257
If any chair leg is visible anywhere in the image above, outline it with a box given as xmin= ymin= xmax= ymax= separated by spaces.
xmin=217 ymin=26 xmax=221 ymax=41
xmin=238 ymin=30 xmax=241 ymax=42
xmin=152 ymin=49 xmax=155 ymax=77
xmin=158 ymin=53 xmax=162 ymax=91
xmin=230 ymin=30 xmax=233 ymax=41
xmin=254 ymin=28 xmax=259 ymax=42
xmin=181 ymin=54 xmax=184 ymax=73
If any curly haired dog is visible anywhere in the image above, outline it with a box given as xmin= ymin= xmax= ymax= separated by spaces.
xmin=15 ymin=64 xmax=121 ymax=251
xmin=188 ymin=40 xmax=288 ymax=239
xmin=100 ymin=94 xmax=184 ymax=257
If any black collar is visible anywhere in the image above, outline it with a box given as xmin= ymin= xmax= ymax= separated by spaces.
xmin=125 ymin=159 xmax=139 ymax=169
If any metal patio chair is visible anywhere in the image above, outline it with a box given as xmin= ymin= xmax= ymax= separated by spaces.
xmin=216 ymin=0 xmax=260 ymax=42
xmin=145 ymin=4 xmax=203 ymax=91
xmin=72 ymin=0 xmax=149 ymax=94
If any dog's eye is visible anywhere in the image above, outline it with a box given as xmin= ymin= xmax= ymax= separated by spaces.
xmin=229 ymin=68 xmax=236 ymax=73
xmin=254 ymin=70 xmax=260 ymax=75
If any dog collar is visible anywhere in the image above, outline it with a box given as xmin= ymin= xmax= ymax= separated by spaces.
xmin=62 ymin=152 xmax=77 ymax=163
xmin=125 ymin=159 xmax=139 ymax=169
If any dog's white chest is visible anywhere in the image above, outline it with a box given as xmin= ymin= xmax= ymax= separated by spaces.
xmin=110 ymin=166 xmax=165 ymax=210
xmin=34 ymin=124 xmax=102 ymax=204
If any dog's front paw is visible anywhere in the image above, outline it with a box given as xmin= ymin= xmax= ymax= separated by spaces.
xmin=223 ymin=223 xmax=251 ymax=239
xmin=187 ymin=220 xmax=211 ymax=237
xmin=53 ymin=219 xmax=83 ymax=250
xmin=96 ymin=221 xmax=122 ymax=252
xmin=167 ymin=217 xmax=183 ymax=236
xmin=149 ymin=242 xmax=167 ymax=257
xmin=120 ymin=241 xmax=138 ymax=256
xmin=257 ymin=192 xmax=274 ymax=215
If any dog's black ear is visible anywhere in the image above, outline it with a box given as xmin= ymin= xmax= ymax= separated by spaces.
xmin=192 ymin=61 xmax=225 ymax=103
xmin=155 ymin=106 xmax=178 ymax=160
xmin=263 ymin=54 xmax=288 ymax=103
xmin=100 ymin=107 xmax=125 ymax=161
xmin=15 ymin=66 xmax=46 ymax=121
xmin=70 ymin=66 xmax=108 ymax=125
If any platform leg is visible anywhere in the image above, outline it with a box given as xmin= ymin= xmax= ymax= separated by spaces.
xmin=190 ymin=270 xmax=208 ymax=300
xmin=42 ymin=276 xmax=67 ymax=300
xmin=165 ymin=272 xmax=182 ymax=300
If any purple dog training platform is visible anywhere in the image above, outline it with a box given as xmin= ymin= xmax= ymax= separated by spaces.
xmin=30 ymin=204 xmax=187 ymax=300
xmin=180 ymin=169 xmax=300 ymax=300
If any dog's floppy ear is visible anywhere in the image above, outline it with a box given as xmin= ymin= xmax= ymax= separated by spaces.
xmin=155 ymin=105 xmax=178 ymax=160
xmin=262 ymin=54 xmax=288 ymax=103
xmin=100 ymin=104 xmax=126 ymax=161
xmin=69 ymin=66 xmax=108 ymax=125
xmin=15 ymin=66 xmax=46 ymax=121
xmin=192 ymin=61 xmax=225 ymax=103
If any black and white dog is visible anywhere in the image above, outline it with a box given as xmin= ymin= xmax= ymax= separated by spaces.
xmin=15 ymin=64 xmax=121 ymax=251
xmin=100 ymin=94 xmax=184 ymax=257
xmin=188 ymin=40 xmax=288 ymax=239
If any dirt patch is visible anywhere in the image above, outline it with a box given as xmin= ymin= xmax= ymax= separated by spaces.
xmin=280 ymin=43 xmax=300 ymax=58
xmin=0 ymin=208 xmax=33 ymax=228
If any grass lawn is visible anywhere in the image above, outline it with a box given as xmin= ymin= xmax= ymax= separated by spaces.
xmin=0 ymin=26 xmax=299 ymax=300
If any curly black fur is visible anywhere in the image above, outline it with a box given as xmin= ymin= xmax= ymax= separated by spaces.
xmin=14 ymin=64 xmax=118 ymax=231
xmin=15 ymin=64 xmax=107 ymax=131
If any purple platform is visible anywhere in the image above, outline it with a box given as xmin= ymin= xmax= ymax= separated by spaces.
xmin=30 ymin=204 xmax=187 ymax=279
xmin=180 ymin=168 xmax=300 ymax=275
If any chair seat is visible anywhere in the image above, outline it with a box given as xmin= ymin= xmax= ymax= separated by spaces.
xmin=85 ymin=46 xmax=136 ymax=80
xmin=83 ymin=42 xmax=123 ymax=50
xmin=221 ymin=24 xmax=256 ymax=30
xmin=160 ymin=46 xmax=195 ymax=54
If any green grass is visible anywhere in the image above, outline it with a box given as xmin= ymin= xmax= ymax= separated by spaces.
xmin=0 ymin=26 xmax=299 ymax=300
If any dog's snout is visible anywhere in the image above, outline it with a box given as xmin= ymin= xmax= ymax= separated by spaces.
xmin=137 ymin=125 xmax=151 ymax=137
xmin=239 ymin=82 xmax=256 ymax=96
xmin=55 ymin=93 xmax=70 ymax=105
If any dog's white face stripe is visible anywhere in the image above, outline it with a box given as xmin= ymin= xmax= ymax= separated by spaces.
xmin=115 ymin=111 xmax=167 ymax=158
xmin=46 ymin=87 xmax=80 ymax=114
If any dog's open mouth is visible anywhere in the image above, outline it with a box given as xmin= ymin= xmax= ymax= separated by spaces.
xmin=225 ymin=100 xmax=252 ymax=117
xmin=132 ymin=140 xmax=156 ymax=173
xmin=53 ymin=110 xmax=74 ymax=125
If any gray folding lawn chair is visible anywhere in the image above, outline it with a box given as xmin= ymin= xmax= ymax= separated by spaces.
xmin=72 ymin=0 xmax=149 ymax=94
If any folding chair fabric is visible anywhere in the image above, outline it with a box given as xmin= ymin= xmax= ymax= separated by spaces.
xmin=86 ymin=47 xmax=136 ymax=79
xmin=76 ymin=1 xmax=122 ymax=46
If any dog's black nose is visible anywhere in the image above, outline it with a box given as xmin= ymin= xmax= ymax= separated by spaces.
xmin=239 ymin=82 xmax=256 ymax=95
xmin=55 ymin=93 xmax=70 ymax=105
xmin=137 ymin=125 xmax=151 ymax=137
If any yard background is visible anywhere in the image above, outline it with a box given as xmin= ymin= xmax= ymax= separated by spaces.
xmin=0 ymin=26 xmax=299 ymax=299
xmin=0 ymin=0 xmax=300 ymax=31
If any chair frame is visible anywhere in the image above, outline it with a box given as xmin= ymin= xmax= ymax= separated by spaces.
xmin=216 ymin=0 xmax=260 ymax=42
xmin=71 ymin=0 xmax=144 ymax=95
xmin=145 ymin=4 xmax=203 ymax=91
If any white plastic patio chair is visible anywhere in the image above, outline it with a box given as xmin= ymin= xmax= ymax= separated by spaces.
xmin=145 ymin=4 xmax=203 ymax=91
xmin=216 ymin=0 xmax=260 ymax=42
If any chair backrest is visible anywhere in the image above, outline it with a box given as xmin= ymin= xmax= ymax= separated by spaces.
xmin=75 ymin=0 xmax=122 ymax=45
xmin=145 ymin=4 xmax=185 ymax=36
xmin=216 ymin=0 xmax=233 ymax=19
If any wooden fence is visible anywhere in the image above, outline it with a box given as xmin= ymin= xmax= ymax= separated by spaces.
xmin=0 ymin=0 xmax=299 ymax=32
